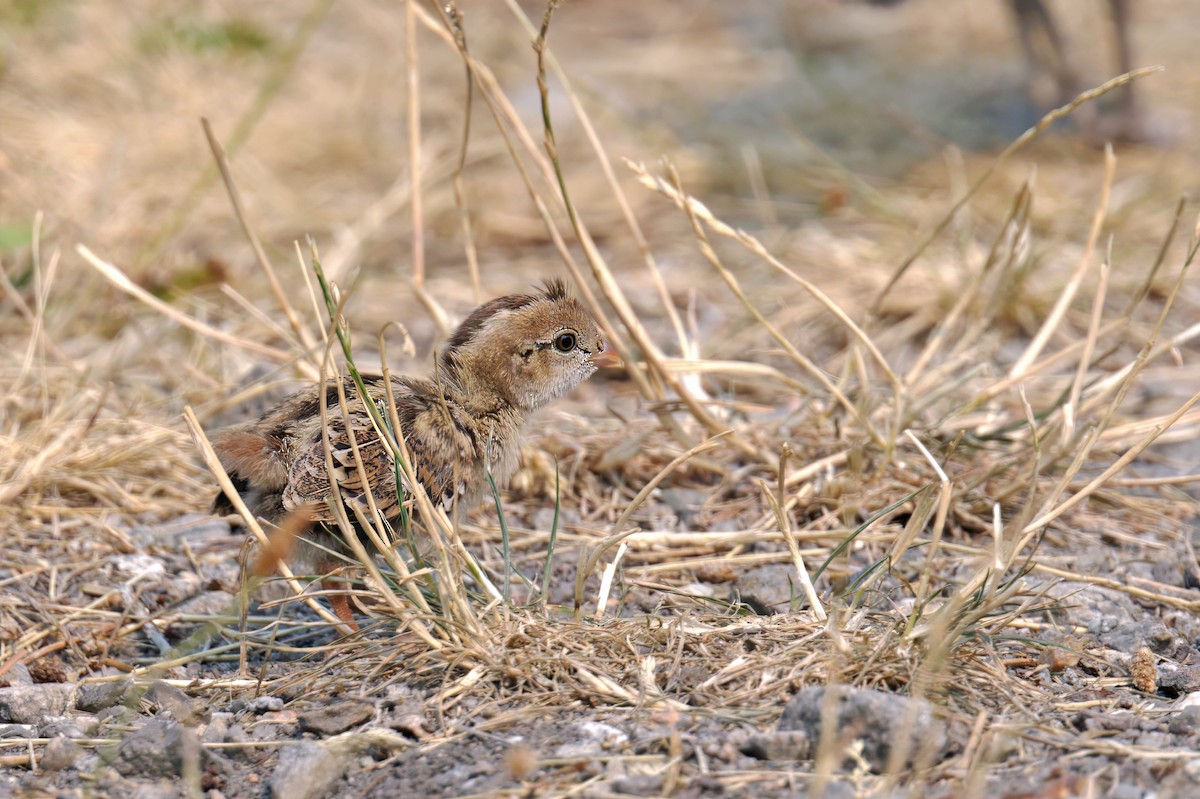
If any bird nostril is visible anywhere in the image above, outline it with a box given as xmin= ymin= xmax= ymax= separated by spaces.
xmin=590 ymin=341 xmax=623 ymax=368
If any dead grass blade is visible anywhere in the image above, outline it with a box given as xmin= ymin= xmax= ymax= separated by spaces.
xmin=1010 ymin=146 xmax=1115 ymax=379
xmin=870 ymin=67 xmax=1163 ymax=311
xmin=76 ymin=244 xmax=296 ymax=365
xmin=201 ymin=117 xmax=318 ymax=356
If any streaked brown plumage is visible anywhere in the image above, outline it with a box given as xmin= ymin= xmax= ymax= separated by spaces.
xmin=211 ymin=279 xmax=617 ymax=624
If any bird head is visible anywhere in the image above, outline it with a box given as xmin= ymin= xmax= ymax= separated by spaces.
xmin=440 ymin=279 xmax=619 ymax=412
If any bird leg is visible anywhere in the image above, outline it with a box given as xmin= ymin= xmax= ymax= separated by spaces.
xmin=322 ymin=576 xmax=360 ymax=632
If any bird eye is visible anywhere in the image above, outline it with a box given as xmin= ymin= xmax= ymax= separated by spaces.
xmin=553 ymin=331 xmax=577 ymax=353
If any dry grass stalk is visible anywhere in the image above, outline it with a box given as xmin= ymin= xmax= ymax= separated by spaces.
xmin=1010 ymin=145 xmax=1115 ymax=380
xmin=77 ymin=244 xmax=301 ymax=368
xmin=761 ymin=444 xmax=826 ymax=622
xmin=870 ymin=66 xmax=1163 ymax=311
xmin=201 ymin=117 xmax=316 ymax=357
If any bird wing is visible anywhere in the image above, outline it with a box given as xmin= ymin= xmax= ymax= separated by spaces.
xmin=383 ymin=376 xmax=485 ymax=510
xmin=279 ymin=376 xmax=486 ymax=523
xmin=401 ymin=388 xmax=478 ymax=509
xmin=282 ymin=381 xmax=402 ymax=523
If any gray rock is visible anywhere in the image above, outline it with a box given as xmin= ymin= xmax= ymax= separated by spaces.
xmin=77 ymin=679 xmax=135 ymax=713
xmin=659 ymin=488 xmax=708 ymax=525
xmin=761 ymin=686 xmax=948 ymax=771
xmin=531 ymin=507 xmax=580 ymax=534
xmin=1102 ymin=620 xmax=1174 ymax=654
xmin=299 ymin=700 xmax=374 ymax=736
xmin=98 ymin=704 xmax=141 ymax=728
xmin=74 ymin=714 xmax=101 ymax=736
xmin=247 ymin=696 xmax=285 ymax=714
xmin=0 ymin=684 xmax=75 ymax=723
xmin=111 ymin=718 xmax=204 ymax=778
xmin=40 ymin=735 xmax=84 ymax=771
xmin=0 ymin=723 xmax=35 ymax=739
xmin=1043 ymin=582 xmax=1135 ymax=636
xmin=271 ymin=740 xmax=352 ymax=799
xmin=1160 ymin=665 xmax=1200 ymax=696
xmin=203 ymin=711 xmax=235 ymax=744
xmin=732 ymin=564 xmax=798 ymax=614
xmin=146 ymin=681 xmax=202 ymax=724
xmin=611 ymin=773 xmax=665 ymax=796
xmin=1169 ymin=706 xmax=1200 ymax=735
xmin=39 ymin=717 xmax=83 ymax=739
xmin=129 ymin=780 xmax=180 ymax=799
xmin=172 ymin=590 xmax=238 ymax=618
xmin=129 ymin=513 xmax=233 ymax=550
xmin=554 ymin=720 xmax=628 ymax=758
xmin=0 ymin=661 xmax=32 ymax=687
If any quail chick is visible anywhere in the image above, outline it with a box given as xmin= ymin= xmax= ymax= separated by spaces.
xmin=211 ymin=279 xmax=617 ymax=624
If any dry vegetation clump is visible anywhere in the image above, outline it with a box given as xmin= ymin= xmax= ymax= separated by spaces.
xmin=2 ymin=0 xmax=1200 ymax=794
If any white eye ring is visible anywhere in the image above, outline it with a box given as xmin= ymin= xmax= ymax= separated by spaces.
xmin=554 ymin=331 xmax=578 ymax=353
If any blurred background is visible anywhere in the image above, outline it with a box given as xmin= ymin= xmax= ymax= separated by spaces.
xmin=1 ymin=0 xmax=1198 ymax=406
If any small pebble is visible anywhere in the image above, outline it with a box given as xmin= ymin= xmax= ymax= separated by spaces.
xmin=247 ymin=696 xmax=285 ymax=714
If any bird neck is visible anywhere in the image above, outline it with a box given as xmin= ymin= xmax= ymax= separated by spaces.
xmin=435 ymin=358 xmax=526 ymax=422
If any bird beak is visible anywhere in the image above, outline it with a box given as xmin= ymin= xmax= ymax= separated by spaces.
xmin=591 ymin=344 xmax=623 ymax=369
